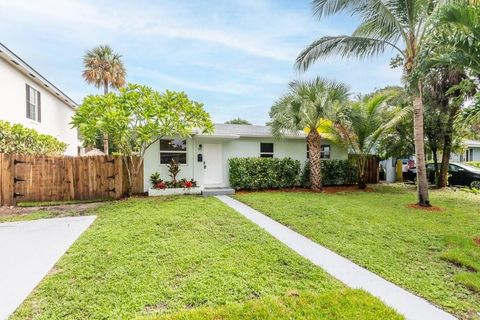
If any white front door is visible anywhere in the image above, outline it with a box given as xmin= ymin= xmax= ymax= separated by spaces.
xmin=203 ymin=144 xmax=223 ymax=187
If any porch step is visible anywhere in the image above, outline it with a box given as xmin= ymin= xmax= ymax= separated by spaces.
xmin=202 ymin=188 xmax=235 ymax=196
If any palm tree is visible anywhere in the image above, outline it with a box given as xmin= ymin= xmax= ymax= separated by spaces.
xmin=270 ymin=77 xmax=349 ymax=190
xmin=83 ymin=45 xmax=126 ymax=154
xmin=337 ymin=90 xmax=410 ymax=189
xmin=295 ymin=0 xmax=474 ymax=206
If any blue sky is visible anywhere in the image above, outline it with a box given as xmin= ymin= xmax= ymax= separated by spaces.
xmin=0 ymin=0 xmax=402 ymax=124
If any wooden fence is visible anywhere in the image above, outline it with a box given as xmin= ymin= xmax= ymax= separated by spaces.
xmin=0 ymin=153 xmax=143 ymax=206
xmin=348 ymin=154 xmax=380 ymax=184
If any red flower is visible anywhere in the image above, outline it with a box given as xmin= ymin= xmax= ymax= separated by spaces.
xmin=155 ymin=182 xmax=167 ymax=189
xmin=184 ymin=181 xmax=193 ymax=188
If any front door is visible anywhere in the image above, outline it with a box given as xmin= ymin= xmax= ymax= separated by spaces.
xmin=203 ymin=144 xmax=223 ymax=187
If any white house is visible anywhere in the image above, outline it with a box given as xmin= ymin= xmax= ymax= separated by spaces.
xmin=143 ymin=123 xmax=348 ymax=192
xmin=451 ymin=139 xmax=480 ymax=162
xmin=0 ymin=42 xmax=81 ymax=155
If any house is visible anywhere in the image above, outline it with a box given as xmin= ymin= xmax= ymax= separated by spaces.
xmin=0 ymin=42 xmax=81 ymax=155
xmin=143 ymin=123 xmax=348 ymax=191
xmin=451 ymin=140 xmax=480 ymax=163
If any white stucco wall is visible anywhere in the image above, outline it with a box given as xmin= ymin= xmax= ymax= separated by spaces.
xmin=0 ymin=58 xmax=80 ymax=155
xmin=143 ymin=135 xmax=348 ymax=191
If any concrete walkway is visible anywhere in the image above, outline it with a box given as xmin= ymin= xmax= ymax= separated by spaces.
xmin=0 ymin=216 xmax=96 ymax=319
xmin=217 ymin=195 xmax=456 ymax=320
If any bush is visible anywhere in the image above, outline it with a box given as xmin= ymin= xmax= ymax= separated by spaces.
xmin=467 ymin=161 xmax=480 ymax=169
xmin=301 ymin=160 xmax=358 ymax=187
xmin=0 ymin=120 xmax=67 ymax=155
xmin=229 ymin=157 xmax=301 ymax=190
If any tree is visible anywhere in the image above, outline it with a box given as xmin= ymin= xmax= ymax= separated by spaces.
xmin=295 ymin=0 xmax=473 ymax=206
xmin=82 ymin=45 xmax=127 ymax=154
xmin=0 ymin=120 xmax=67 ymax=155
xmin=336 ymin=90 xmax=409 ymax=189
xmin=270 ymin=77 xmax=349 ymax=190
xmin=420 ymin=4 xmax=480 ymax=127
xmin=71 ymin=83 xmax=214 ymax=196
xmin=225 ymin=118 xmax=251 ymax=125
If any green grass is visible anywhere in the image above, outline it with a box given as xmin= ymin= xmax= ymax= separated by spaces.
xmin=235 ymin=185 xmax=480 ymax=319
xmin=141 ymin=290 xmax=400 ymax=320
xmin=11 ymin=196 xmax=400 ymax=320
xmin=0 ymin=211 xmax=57 ymax=223
xmin=16 ymin=199 xmax=107 ymax=207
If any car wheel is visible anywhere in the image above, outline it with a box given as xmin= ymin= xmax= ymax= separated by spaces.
xmin=471 ymin=180 xmax=480 ymax=189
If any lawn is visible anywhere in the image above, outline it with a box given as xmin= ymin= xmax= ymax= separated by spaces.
xmin=235 ymin=185 xmax=480 ymax=319
xmin=10 ymin=196 xmax=401 ymax=320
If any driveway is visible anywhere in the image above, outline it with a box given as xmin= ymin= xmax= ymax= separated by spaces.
xmin=0 ymin=216 xmax=96 ymax=319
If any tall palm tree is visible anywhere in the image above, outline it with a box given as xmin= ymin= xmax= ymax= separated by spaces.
xmin=270 ymin=77 xmax=349 ymax=190
xmin=295 ymin=0 xmax=474 ymax=206
xmin=82 ymin=45 xmax=126 ymax=154
xmin=337 ymin=90 xmax=410 ymax=189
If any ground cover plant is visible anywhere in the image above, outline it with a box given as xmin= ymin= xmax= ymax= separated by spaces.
xmin=235 ymin=185 xmax=480 ymax=319
xmin=11 ymin=197 xmax=400 ymax=320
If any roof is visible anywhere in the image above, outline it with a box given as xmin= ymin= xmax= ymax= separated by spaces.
xmin=0 ymin=42 xmax=78 ymax=109
xmin=464 ymin=139 xmax=480 ymax=148
xmin=82 ymin=148 xmax=106 ymax=157
xmin=196 ymin=123 xmax=306 ymax=139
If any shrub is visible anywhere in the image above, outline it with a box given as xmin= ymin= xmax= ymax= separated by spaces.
xmin=467 ymin=161 xmax=480 ymax=169
xmin=229 ymin=157 xmax=301 ymax=190
xmin=0 ymin=120 xmax=67 ymax=155
xmin=301 ymin=160 xmax=358 ymax=187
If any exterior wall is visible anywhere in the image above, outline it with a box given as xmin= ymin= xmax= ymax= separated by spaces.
xmin=0 ymin=58 xmax=80 ymax=155
xmin=143 ymin=135 xmax=348 ymax=191
xmin=451 ymin=147 xmax=480 ymax=162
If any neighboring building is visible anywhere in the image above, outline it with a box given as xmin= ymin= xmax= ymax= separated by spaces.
xmin=451 ymin=140 xmax=480 ymax=163
xmin=0 ymin=42 xmax=81 ymax=155
xmin=143 ymin=123 xmax=348 ymax=191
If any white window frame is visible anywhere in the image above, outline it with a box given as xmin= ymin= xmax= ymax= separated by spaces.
xmin=26 ymin=84 xmax=41 ymax=122
xmin=320 ymin=145 xmax=331 ymax=159
xmin=159 ymin=139 xmax=188 ymax=165
xmin=260 ymin=142 xmax=274 ymax=158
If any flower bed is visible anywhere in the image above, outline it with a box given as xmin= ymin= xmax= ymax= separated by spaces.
xmin=148 ymin=160 xmax=200 ymax=196
xmin=148 ymin=187 xmax=202 ymax=196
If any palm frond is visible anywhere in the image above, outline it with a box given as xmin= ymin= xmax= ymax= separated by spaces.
xmin=296 ymin=35 xmax=395 ymax=71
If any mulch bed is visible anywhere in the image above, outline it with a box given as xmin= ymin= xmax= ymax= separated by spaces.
xmin=0 ymin=202 xmax=104 ymax=217
xmin=237 ymin=185 xmax=373 ymax=195
xmin=406 ymin=203 xmax=444 ymax=212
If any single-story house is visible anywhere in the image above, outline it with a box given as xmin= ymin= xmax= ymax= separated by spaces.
xmin=451 ymin=139 xmax=480 ymax=162
xmin=143 ymin=124 xmax=348 ymax=191
xmin=0 ymin=42 xmax=82 ymax=155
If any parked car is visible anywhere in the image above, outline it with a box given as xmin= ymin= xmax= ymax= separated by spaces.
xmin=405 ymin=162 xmax=480 ymax=188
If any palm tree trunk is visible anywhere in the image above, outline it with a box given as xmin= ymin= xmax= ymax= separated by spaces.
xmin=103 ymin=82 xmax=109 ymax=155
xmin=307 ymin=130 xmax=322 ymax=190
xmin=413 ymin=84 xmax=431 ymax=206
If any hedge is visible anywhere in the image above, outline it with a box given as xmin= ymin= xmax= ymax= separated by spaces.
xmin=301 ymin=160 xmax=358 ymax=187
xmin=467 ymin=161 xmax=480 ymax=169
xmin=0 ymin=120 xmax=67 ymax=156
xmin=229 ymin=157 xmax=301 ymax=190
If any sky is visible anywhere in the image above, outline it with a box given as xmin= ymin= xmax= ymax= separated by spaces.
xmin=0 ymin=0 xmax=402 ymax=124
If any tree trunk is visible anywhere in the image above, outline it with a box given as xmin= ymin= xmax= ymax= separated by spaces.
xmin=431 ymin=147 xmax=438 ymax=185
xmin=357 ymin=155 xmax=367 ymax=190
xmin=103 ymin=82 xmax=109 ymax=155
xmin=413 ymin=86 xmax=431 ymax=206
xmin=438 ymin=107 xmax=457 ymax=188
xmin=307 ymin=130 xmax=322 ymax=190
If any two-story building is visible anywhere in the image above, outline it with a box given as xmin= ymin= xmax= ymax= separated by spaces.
xmin=0 ymin=42 xmax=81 ymax=155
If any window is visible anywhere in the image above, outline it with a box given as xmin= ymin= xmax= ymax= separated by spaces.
xmin=26 ymin=84 xmax=41 ymax=122
xmin=320 ymin=145 xmax=331 ymax=159
xmin=260 ymin=143 xmax=274 ymax=158
xmin=307 ymin=144 xmax=331 ymax=159
xmin=160 ymin=139 xmax=187 ymax=164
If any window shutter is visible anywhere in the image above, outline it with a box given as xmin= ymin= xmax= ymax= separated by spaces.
xmin=37 ymin=91 xmax=41 ymax=122
xmin=25 ymin=84 xmax=30 ymax=119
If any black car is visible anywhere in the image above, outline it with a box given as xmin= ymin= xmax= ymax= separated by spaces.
xmin=407 ymin=162 xmax=480 ymax=188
